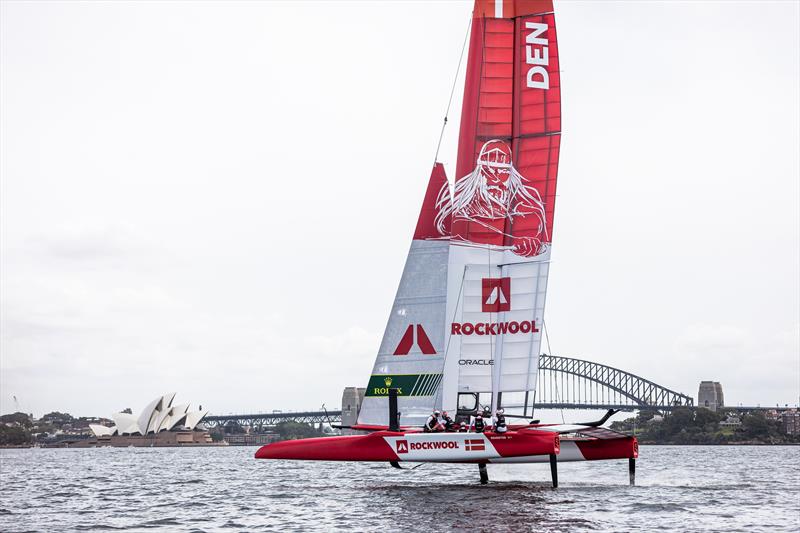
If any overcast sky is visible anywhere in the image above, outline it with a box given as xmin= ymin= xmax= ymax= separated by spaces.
xmin=1 ymin=1 xmax=798 ymax=419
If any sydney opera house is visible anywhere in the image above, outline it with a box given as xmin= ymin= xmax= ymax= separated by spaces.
xmin=84 ymin=393 xmax=219 ymax=446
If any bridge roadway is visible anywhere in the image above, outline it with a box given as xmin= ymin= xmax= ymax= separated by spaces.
xmin=201 ymin=405 xmax=628 ymax=429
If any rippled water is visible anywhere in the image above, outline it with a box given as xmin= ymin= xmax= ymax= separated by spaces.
xmin=1 ymin=445 xmax=798 ymax=532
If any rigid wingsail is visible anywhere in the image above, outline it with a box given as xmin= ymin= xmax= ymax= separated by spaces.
xmin=256 ymin=0 xmax=637 ymax=486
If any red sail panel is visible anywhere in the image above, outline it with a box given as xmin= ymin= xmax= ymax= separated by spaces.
xmin=478 ymin=19 xmax=514 ymax=140
xmin=513 ymin=11 xmax=561 ymax=240
xmin=454 ymin=0 xmax=561 ymax=251
xmin=413 ymin=162 xmax=450 ymax=240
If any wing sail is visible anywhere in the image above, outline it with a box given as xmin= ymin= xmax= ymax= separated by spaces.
xmin=441 ymin=0 xmax=562 ymax=410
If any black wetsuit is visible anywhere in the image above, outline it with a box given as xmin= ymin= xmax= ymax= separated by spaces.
xmin=495 ymin=414 xmax=507 ymax=433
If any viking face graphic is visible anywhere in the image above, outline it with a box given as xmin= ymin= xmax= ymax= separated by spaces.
xmin=478 ymin=140 xmax=514 ymax=206
xmin=435 ymin=140 xmax=548 ymax=257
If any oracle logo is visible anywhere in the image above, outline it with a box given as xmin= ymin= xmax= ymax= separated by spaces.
xmin=396 ymin=440 xmax=409 ymax=454
xmin=393 ymin=324 xmax=436 ymax=355
xmin=482 ymin=277 xmax=511 ymax=312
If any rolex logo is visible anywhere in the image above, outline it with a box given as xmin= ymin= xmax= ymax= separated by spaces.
xmin=384 ymin=377 xmax=393 ymax=387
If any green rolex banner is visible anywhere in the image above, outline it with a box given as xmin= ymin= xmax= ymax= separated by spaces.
xmin=365 ymin=373 xmax=443 ymax=397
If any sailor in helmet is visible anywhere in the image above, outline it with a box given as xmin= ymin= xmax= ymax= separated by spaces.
xmin=441 ymin=410 xmax=455 ymax=432
xmin=482 ymin=407 xmax=494 ymax=431
xmin=471 ymin=414 xmax=486 ymax=433
xmin=494 ymin=409 xmax=508 ymax=434
xmin=424 ymin=409 xmax=443 ymax=432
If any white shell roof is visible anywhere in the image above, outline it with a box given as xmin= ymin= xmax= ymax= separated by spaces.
xmin=182 ymin=410 xmax=209 ymax=430
xmin=89 ymin=424 xmax=115 ymax=437
xmin=112 ymin=412 xmax=140 ymax=435
xmin=157 ymin=403 xmax=189 ymax=432
xmin=106 ymin=394 xmax=206 ymax=436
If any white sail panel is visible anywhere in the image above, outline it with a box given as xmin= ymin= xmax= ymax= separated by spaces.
xmin=441 ymin=245 xmax=548 ymax=409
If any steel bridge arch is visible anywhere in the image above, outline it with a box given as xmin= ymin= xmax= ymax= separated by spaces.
xmin=203 ymin=356 xmax=695 ymax=429
xmin=536 ymin=354 xmax=694 ymax=408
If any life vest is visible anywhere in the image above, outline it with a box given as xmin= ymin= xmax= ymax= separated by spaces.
xmin=474 ymin=418 xmax=485 ymax=432
xmin=425 ymin=415 xmax=440 ymax=431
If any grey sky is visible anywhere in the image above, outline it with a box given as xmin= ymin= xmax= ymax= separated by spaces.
xmin=1 ymin=1 xmax=798 ymax=418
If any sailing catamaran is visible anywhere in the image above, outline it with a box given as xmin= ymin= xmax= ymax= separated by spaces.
xmin=256 ymin=0 xmax=638 ymax=485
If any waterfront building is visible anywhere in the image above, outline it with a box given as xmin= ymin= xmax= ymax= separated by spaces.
xmin=65 ymin=393 xmax=221 ymax=447
xmin=88 ymin=393 xmax=208 ymax=437
xmin=719 ymin=415 xmax=741 ymax=428
xmin=780 ymin=409 xmax=799 ymax=436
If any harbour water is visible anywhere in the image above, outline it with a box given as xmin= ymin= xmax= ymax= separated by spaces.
xmin=1 ymin=445 xmax=798 ymax=532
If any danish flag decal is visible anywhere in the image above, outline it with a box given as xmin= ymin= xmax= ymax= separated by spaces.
xmin=393 ymin=325 xmax=436 ymax=355
xmin=465 ymin=439 xmax=486 ymax=451
xmin=482 ymin=277 xmax=511 ymax=312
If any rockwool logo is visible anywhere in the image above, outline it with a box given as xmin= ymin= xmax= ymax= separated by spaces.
xmin=393 ymin=324 xmax=436 ymax=355
xmin=396 ymin=440 xmax=409 ymax=454
xmin=409 ymin=441 xmax=459 ymax=451
xmin=482 ymin=278 xmax=511 ymax=312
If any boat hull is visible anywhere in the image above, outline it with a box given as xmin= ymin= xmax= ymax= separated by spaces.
xmin=255 ymin=429 xmax=636 ymax=464
xmin=256 ymin=429 xmax=560 ymax=463
xmin=257 ymin=428 xmax=635 ymax=464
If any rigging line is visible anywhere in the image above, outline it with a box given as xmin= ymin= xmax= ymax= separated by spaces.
xmin=433 ymin=16 xmax=472 ymax=166
xmin=542 ymin=319 xmax=565 ymax=424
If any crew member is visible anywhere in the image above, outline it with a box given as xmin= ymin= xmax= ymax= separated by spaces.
xmin=471 ymin=414 xmax=486 ymax=433
xmin=424 ymin=410 xmax=443 ymax=432
xmin=442 ymin=411 xmax=455 ymax=431
xmin=481 ymin=407 xmax=494 ymax=431
xmin=495 ymin=409 xmax=508 ymax=434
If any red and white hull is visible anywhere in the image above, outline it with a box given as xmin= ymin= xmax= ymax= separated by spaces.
xmin=255 ymin=429 xmax=636 ymax=464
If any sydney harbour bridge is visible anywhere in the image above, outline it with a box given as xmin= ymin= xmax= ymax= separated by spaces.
xmin=204 ymin=355 xmax=694 ymax=430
